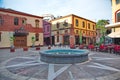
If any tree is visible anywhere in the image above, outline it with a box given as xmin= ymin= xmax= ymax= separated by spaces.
xmin=96 ymin=19 xmax=110 ymax=35
xmin=96 ymin=19 xmax=110 ymax=44
xmin=9 ymin=36 xmax=15 ymax=48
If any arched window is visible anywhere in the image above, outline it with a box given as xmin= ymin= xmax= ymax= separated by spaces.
xmin=116 ymin=11 xmax=120 ymax=22
xmin=35 ymin=20 xmax=39 ymax=28
xmin=88 ymin=23 xmax=90 ymax=29
xmin=75 ymin=19 xmax=79 ymax=26
xmin=14 ymin=17 xmax=19 ymax=25
xmin=116 ymin=0 xmax=120 ymax=4
xmin=82 ymin=21 xmax=85 ymax=28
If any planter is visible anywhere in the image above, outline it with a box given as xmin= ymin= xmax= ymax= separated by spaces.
xmin=48 ymin=46 xmax=51 ymax=49
xmin=36 ymin=47 xmax=40 ymax=50
xmin=23 ymin=47 xmax=28 ymax=51
xmin=10 ymin=48 xmax=15 ymax=52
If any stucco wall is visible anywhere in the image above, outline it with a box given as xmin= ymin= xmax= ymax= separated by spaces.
xmin=0 ymin=31 xmax=13 ymax=48
xmin=112 ymin=0 xmax=120 ymax=23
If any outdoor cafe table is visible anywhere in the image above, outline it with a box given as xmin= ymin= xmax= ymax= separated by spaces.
xmin=95 ymin=46 xmax=99 ymax=51
xmin=107 ymin=45 xmax=114 ymax=53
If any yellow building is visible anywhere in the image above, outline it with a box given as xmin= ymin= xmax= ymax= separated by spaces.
xmin=0 ymin=8 xmax=43 ymax=48
xmin=51 ymin=14 xmax=96 ymax=46
xmin=106 ymin=0 xmax=120 ymax=44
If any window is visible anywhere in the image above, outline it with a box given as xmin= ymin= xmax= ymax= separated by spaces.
xmin=14 ymin=17 xmax=19 ymax=25
xmin=57 ymin=31 xmax=59 ymax=42
xmin=22 ymin=19 xmax=26 ymax=25
xmin=76 ymin=30 xmax=79 ymax=34
xmin=63 ymin=20 xmax=68 ymax=27
xmin=56 ymin=22 xmax=60 ymax=29
xmin=116 ymin=0 xmax=120 ymax=4
xmin=82 ymin=21 xmax=85 ymax=28
xmin=35 ymin=33 xmax=39 ymax=41
xmin=57 ymin=36 xmax=59 ymax=42
xmin=0 ymin=16 xmax=3 ymax=26
xmin=88 ymin=23 xmax=90 ymax=29
xmin=75 ymin=19 xmax=79 ymax=26
xmin=35 ymin=20 xmax=39 ymax=28
xmin=65 ymin=30 xmax=68 ymax=34
xmin=0 ymin=32 xmax=1 ymax=42
xmin=116 ymin=11 xmax=120 ymax=22
xmin=93 ymin=25 xmax=95 ymax=30
xmin=47 ymin=26 xmax=50 ymax=32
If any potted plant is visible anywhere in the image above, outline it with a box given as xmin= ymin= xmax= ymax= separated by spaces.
xmin=23 ymin=47 xmax=28 ymax=51
xmin=9 ymin=36 xmax=15 ymax=52
xmin=31 ymin=36 xmax=35 ymax=47
xmin=36 ymin=44 xmax=40 ymax=50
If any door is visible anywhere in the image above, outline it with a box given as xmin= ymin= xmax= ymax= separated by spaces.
xmin=14 ymin=36 xmax=27 ymax=47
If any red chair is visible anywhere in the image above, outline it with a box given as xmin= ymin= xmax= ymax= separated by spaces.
xmin=70 ymin=44 xmax=75 ymax=49
xmin=79 ymin=44 xmax=84 ymax=49
xmin=99 ymin=44 xmax=108 ymax=52
xmin=88 ymin=44 xmax=95 ymax=51
xmin=114 ymin=45 xmax=120 ymax=54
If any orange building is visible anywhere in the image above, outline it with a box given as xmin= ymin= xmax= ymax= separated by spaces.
xmin=0 ymin=8 xmax=43 ymax=48
xmin=51 ymin=14 xmax=96 ymax=46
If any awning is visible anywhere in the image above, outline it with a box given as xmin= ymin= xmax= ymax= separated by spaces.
xmin=108 ymin=31 xmax=120 ymax=38
xmin=105 ymin=22 xmax=120 ymax=28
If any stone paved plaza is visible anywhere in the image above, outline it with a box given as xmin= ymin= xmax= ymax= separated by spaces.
xmin=0 ymin=47 xmax=120 ymax=80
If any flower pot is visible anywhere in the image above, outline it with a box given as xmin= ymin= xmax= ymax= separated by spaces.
xmin=10 ymin=48 xmax=15 ymax=52
xmin=36 ymin=47 xmax=40 ymax=50
xmin=23 ymin=47 xmax=28 ymax=51
xmin=48 ymin=46 xmax=51 ymax=49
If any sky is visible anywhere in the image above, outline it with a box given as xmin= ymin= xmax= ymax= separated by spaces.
xmin=0 ymin=0 xmax=112 ymax=22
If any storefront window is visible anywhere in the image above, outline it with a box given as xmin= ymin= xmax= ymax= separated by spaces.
xmin=35 ymin=33 xmax=39 ymax=41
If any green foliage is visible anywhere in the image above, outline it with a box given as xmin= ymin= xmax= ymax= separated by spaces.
xmin=96 ymin=19 xmax=110 ymax=34
xmin=31 ymin=36 xmax=35 ymax=42
xmin=9 ymin=36 xmax=15 ymax=42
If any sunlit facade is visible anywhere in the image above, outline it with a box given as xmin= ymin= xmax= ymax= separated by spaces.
xmin=51 ymin=14 xmax=96 ymax=46
xmin=0 ymin=8 xmax=43 ymax=48
xmin=105 ymin=0 xmax=120 ymax=44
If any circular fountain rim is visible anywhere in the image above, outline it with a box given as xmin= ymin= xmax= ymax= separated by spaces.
xmin=40 ymin=48 xmax=89 ymax=56
xmin=39 ymin=48 xmax=89 ymax=64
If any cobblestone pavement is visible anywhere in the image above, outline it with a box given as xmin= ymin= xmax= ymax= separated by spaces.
xmin=1 ymin=47 xmax=120 ymax=80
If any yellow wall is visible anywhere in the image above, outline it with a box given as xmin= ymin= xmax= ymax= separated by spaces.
xmin=112 ymin=0 xmax=120 ymax=23
xmin=27 ymin=33 xmax=43 ymax=46
xmin=73 ymin=16 xmax=96 ymax=37
xmin=0 ymin=31 xmax=13 ymax=48
xmin=51 ymin=16 xmax=72 ymax=31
